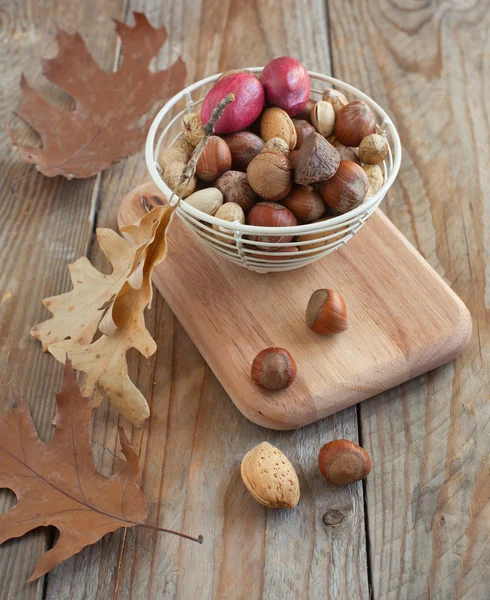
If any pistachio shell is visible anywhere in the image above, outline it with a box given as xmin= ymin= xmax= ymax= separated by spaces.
xmin=184 ymin=188 xmax=223 ymax=215
xmin=241 ymin=442 xmax=300 ymax=509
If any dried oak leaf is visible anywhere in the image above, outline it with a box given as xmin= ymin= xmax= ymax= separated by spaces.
xmin=10 ymin=12 xmax=187 ymax=178
xmin=31 ymin=205 xmax=165 ymax=351
xmin=46 ymin=203 xmax=176 ymax=427
xmin=0 ymin=360 xmax=147 ymax=581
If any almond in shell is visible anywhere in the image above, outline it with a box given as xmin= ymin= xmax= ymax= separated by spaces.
xmin=241 ymin=442 xmax=300 ymax=509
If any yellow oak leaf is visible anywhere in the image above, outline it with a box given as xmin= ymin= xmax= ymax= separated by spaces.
xmin=31 ymin=206 xmax=165 ymax=350
xmin=49 ymin=204 xmax=176 ymax=427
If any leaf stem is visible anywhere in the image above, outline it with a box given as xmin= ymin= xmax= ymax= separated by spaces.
xmin=134 ymin=521 xmax=203 ymax=543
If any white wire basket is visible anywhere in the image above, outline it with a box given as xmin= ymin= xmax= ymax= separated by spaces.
xmin=146 ymin=68 xmax=402 ymax=273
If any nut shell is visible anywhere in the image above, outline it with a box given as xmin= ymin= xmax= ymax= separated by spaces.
xmin=162 ymin=162 xmax=197 ymax=198
xmin=292 ymin=119 xmax=316 ymax=149
xmin=318 ymin=440 xmax=372 ymax=485
xmin=319 ymin=160 xmax=369 ymax=213
xmin=306 ymin=289 xmax=348 ymax=335
xmin=310 ymin=101 xmax=335 ymax=137
xmin=251 ymin=347 xmax=297 ymax=390
xmin=223 ymin=131 xmax=264 ymax=172
xmin=181 ymin=112 xmax=205 ymax=147
xmin=363 ymin=164 xmax=384 ymax=197
xmin=247 ymin=152 xmax=293 ymax=201
xmin=215 ymin=171 xmax=258 ymax=212
xmin=283 ymin=185 xmax=325 ymax=223
xmin=294 ymin=98 xmax=316 ymax=122
xmin=196 ymin=136 xmax=232 ymax=181
xmin=262 ymin=137 xmax=290 ymax=156
xmin=241 ymin=442 xmax=300 ymax=508
xmin=292 ymin=132 xmax=340 ymax=185
xmin=333 ymin=141 xmax=361 ymax=165
xmin=212 ymin=202 xmax=245 ymax=244
xmin=322 ymin=89 xmax=349 ymax=115
xmin=335 ymin=100 xmax=376 ymax=147
xmin=358 ymin=133 xmax=389 ymax=164
xmin=247 ymin=202 xmax=297 ymax=245
xmin=260 ymin=107 xmax=297 ymax=151
xmin=184 ymin=188 xmax=223 ymax=215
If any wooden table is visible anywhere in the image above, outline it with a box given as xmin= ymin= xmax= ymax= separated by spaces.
xmin=0 ymin=1 xmax=488 ymax=599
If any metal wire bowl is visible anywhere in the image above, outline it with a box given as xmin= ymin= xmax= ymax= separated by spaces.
xmin=146 ymin=68 xmax=402 ymax=273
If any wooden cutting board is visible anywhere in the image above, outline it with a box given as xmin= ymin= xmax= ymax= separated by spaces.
xmin=118 ymin=185 xmax=471 ymax=430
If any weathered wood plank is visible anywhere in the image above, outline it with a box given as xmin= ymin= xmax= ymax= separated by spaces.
xmin=0 ymin=1 xmax=125 ymax=598
xmin=44 ymin=1 xmax=369 ymax=598
xmin=328 ymin=0 xmax=490 ymax=598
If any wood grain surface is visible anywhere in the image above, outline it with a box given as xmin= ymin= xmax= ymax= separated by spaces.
xmin=118 ymin=187 xmax=471 ymax=430
xmin=0 ymin=0 xmax=488 ymax=599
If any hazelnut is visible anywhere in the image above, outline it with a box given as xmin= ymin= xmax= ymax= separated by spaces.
xmin=251 ymin=347 xmax=297 ymax=390
xmin=262 ymin=137 xmax=290 ymax=156
xmin=247 ymin=202 xmax=297 ymax=245
xmin=310 ymin=101 xmax=336 ymax=137
xmin=319 ymin=160 xmax=369 ymax=213
xmin=322 ymin=89 xmax=349 ymax=116
xmin=292 ymin=132 xmax=340 ymax=185
xmin=296 ymin=218 xmax=344 ymax=252
xmin=215 ymin=171 xmax=258 ymax=212
xmin=362 ymin=164 xmax=384 ymax=197
xmin=358 ymin=133 xmax=389 ymax=164
xmin=333 ymin=140 xmax=361 ymax=165
xmin=212 ymin=202 xmax=245 ymax=244
xmin=247 ymin=152 xmax=292 ymax=201
xmin=260 ymin=107 xmax=297 ymax=150
xmin=241 ymin=442 xmax=300 ymax=508
xmin=223 ymin=131 xmax=264 ymax=171
xmin=292 ymin=119 xmax=316 ymax=149
xmin=318 ymin=440 xmax=372 ymax=485
xmin=294 ymin=98 xmax=316 ymax=122
xmin=184 ymin=188 xmax=223 ymax=215
xmin=306 ymin=289 xmax=348 ymax=335
xmin=196 ymin=136 xmax=232 ymax=181
xmin=282 ymin=185 xmax=325 ymax=223
xmin=335 ymin=100 xmax=376 ymax=147
xmin=181 ymin=112 xmax=205 ymax=147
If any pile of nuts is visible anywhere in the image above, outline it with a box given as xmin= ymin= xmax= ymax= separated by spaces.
xmin=158 ymin=57 xmax=387 ymax=257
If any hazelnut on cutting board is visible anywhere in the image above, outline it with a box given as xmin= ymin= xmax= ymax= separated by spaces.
xmin=306 ymin=289 xmax=348 ymax=335
xmin=241 ymin=442 xmax=300 ymax=508
xmin=251 ymin=347 xmax=297 ymax=390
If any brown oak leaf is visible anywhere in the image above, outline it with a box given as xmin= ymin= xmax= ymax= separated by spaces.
xmin=10 ymin=12 xmax=187 ymax=178
xmin=0 ymin=360 xmax=147 ymax=581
